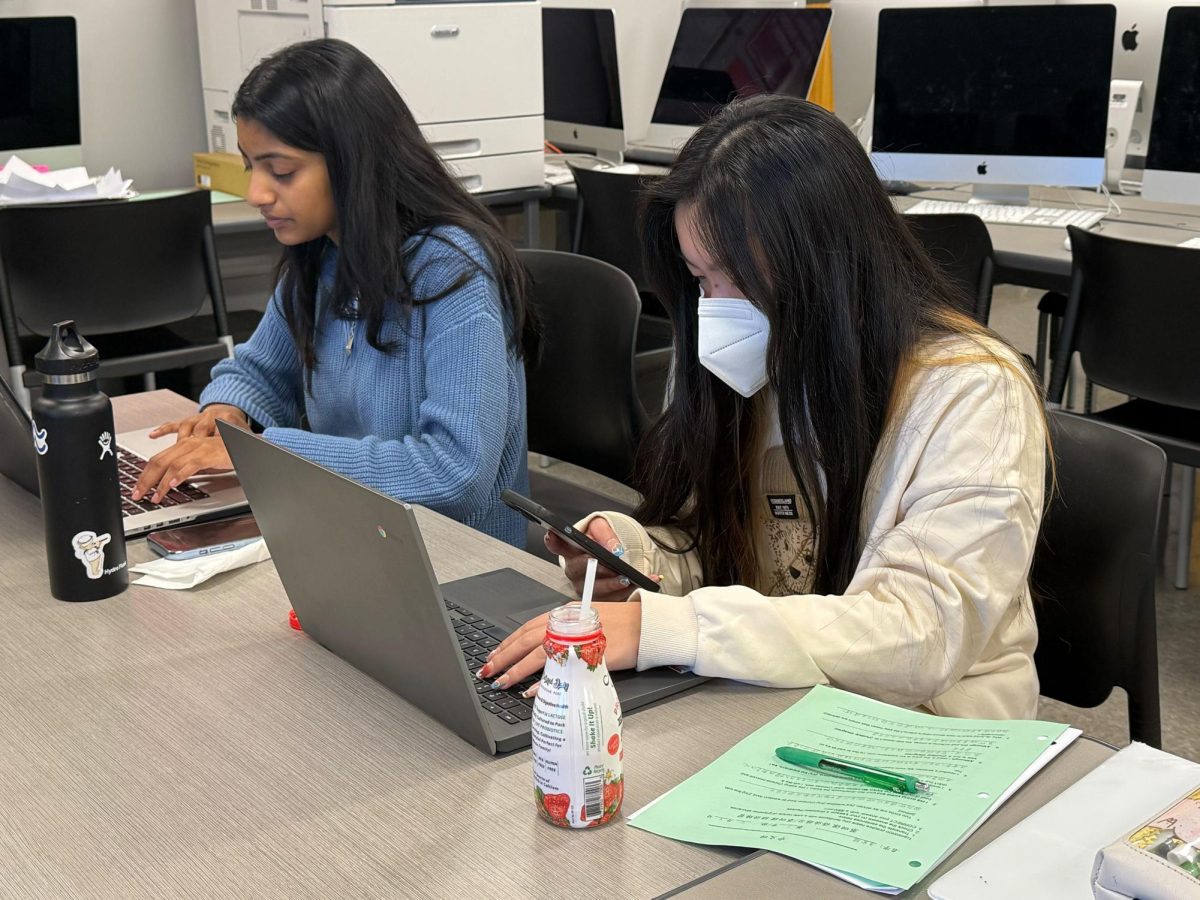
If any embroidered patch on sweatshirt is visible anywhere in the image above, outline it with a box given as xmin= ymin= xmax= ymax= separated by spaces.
xmin=767 ymin=494 xmax=799 ymax=519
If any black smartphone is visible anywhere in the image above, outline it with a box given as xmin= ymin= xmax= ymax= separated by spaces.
xmin=501 ymin=489 xmax=660 ymax=593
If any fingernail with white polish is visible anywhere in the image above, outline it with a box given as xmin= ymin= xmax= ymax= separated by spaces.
xmin=618 ymin=576 xmax=630 ymax=587
xmin=491 ymin=678 xmax=508 ymax=690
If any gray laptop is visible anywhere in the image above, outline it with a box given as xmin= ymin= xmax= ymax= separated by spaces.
xmin=218 ymin=420 xmax=705 ymax=755
xmin=0 ymin=377 xmax=248 ymax=536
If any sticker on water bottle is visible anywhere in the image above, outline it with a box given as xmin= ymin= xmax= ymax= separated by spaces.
xmin=97 ymin=431 xmax=113 ymax=460
xmin=31 ymin=421 xmax=48 ymax=456
xmin=71 ymin=530 xmax=112 ymax=580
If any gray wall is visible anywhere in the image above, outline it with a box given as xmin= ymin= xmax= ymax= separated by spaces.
xmin=4 ymin=0 xmax=206 ymax=189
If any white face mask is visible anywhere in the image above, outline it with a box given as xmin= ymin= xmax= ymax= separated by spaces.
xmin=696 ymin=288 xmax=770 ymax=398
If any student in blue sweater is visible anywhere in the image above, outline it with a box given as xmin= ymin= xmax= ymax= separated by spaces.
xmin=133 ymin=39 xmax=533 ymax=546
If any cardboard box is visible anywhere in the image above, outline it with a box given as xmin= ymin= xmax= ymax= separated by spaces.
xmin=193 ymin=152 xmax=250 ymax=198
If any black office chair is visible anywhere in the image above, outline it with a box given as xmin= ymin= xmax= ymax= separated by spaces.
xmin=905 ymin=213 xmax=996 ymax=324
xmin=567 ymin=163 xmax=673 ymax=415
xmin=1033 ymin=411 xmax=1166 ymax=748
xmin=0 ymin=190 xmax=233 ymax=407
xmin=519 ymin=249 xmax=650 ymax=486
xmin=1049 ymin=226 xmax=1200 ymax=590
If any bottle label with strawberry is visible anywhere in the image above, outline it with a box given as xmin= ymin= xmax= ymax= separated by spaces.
xmin=531 ymin=605 xmax=624 ymax=829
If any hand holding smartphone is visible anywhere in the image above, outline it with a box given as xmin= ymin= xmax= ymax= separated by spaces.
xmin=501 ymin=490 xmax=660 ymax=593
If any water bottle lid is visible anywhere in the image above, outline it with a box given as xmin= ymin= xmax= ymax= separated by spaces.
xmin=34 ymin=321 xmax=99 ymax=377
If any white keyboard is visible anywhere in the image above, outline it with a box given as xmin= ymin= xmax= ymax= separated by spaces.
xmin=544 ymin=163 xmax=575 ymax=186
xmin=906 ymin=199 xmax=1106 ymax=230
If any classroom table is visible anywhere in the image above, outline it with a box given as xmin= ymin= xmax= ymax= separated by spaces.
xmin=549 ymin=178 xmax=1200 ymax=294
xmin=895 ymin=186 xmax=1200 ymax=293
xmin=0 ymin=391 xmax=1113 ymax=898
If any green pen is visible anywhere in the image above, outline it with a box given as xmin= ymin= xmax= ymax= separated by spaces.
xmin=774 ymin=747 xmax=931 ymax=794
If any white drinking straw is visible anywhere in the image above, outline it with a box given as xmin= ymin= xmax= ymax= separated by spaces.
xmin=580 ymin=557 xmax=599 ymax=619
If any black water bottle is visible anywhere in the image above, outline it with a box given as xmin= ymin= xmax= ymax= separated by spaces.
xmin=30 ymin=321 xmax=128 ymax=602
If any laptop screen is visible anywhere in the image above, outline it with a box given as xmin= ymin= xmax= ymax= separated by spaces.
xmin=0 ymin=377 xmax=40 ymax=496
xmin=650 ymin=8 xmax=832 ymax=128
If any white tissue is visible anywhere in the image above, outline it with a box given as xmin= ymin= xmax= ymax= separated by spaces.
xmin=130 ymin=538 xmax=271 ymax=590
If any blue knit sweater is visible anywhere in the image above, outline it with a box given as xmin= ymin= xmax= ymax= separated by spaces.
xmin=200 ymin=226 xmax=529 ymax=547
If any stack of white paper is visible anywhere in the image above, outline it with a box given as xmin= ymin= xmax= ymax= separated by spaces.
xmin=928 ymin=742 xmax=1200 ymax=899
xmin=0 ymin=155 xmax=134 ymax=206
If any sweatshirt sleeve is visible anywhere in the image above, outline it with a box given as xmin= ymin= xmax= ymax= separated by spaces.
xmin=260 ymin=232 xmax=513 ymax=520
xmin=572 ymin=511 xmax=704 ymax=598
xmin=635 ymin=361 xmax=1046 ymax=710
xmin=199 ymin=289 xmax=305 ymax=430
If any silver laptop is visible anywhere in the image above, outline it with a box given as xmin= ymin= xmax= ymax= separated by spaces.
xmin=626 ymin=5 xmax=834 ymax=164
xmin=218 ymin=420 xmax=705 ymax=756
xmin=0 ymin=377 xmax=248 ymax=536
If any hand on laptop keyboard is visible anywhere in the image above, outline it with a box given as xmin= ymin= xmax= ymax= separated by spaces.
xmin=478 ymin=600 xmax=644 ymax=691
xmin=132 ymin=405 xmax=245 ymax=503
xmin=118 ymin=450 xmax=208 ymax=515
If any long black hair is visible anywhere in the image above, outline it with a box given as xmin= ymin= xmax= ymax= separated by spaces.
xmin=636 ymin=95 xmax=1028 ymax=595
xmin=232 ymin=38 xmax=532 ymax=374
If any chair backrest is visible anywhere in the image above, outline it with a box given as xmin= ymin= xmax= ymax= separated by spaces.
xmin=1049 ymin=226 xmax=1200 ymax=409
xmin=1032 ymin=410 xmax=1165 ymax=747
xmin=519 ymin=249 xmax=649 ymax=484
xmin=0 ymin=191 xmax=222 ymax=351
xmin=568 ymin=164 xmax=661 ymax=293
xmin=905 ymin=213 xmax=995 ymax=324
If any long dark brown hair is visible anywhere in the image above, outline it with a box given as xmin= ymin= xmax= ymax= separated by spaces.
xmin=635 ymin=95 xmax=1024 ymax=594
xmin=232 ymin=38 xmax=533 ymax=375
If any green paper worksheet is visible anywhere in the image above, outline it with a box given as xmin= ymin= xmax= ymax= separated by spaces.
xmin=629 ymin=686 xmax=1070 ymax=891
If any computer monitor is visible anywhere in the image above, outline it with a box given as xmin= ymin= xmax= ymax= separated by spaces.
xmin=1057 ymin=0 xmax=1200 ymax=162
xmin=0 ymin=17 xmax=82 ymax=170
xmin=640 ymin=6 xmax=833 ymax=153
xmin=871 ymin=5 xmax=1116 ymax=203
xmin=1142 ymin=6 xmax=1200 ymax=205
xmin=542 ymin=8 xmax=625 ymax=164
xmin=827 ymin=0 xmax=982 ymax=133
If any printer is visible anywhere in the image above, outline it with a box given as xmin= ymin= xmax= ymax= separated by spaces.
xmin=194 ymin=0 xmax=544 ymax=193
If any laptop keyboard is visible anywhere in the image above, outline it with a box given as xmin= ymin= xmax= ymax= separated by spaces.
xmin=116 ymin=448 xmax=209 ymax=518
xmin=444 ymin=598 xmax=539 ymax=726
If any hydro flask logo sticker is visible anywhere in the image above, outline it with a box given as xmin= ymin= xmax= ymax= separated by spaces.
xmin=98 ymin=431 xmax=113 ymax=460
xmin=31 ymin=422 xmax=48 ymax=456
xmin=72 ymin=530 xmax=111 ymax=580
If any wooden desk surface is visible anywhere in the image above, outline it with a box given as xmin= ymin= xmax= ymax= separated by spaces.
xmin=0 ymin=391 xmax=1111 ymax=898
xmin=0 ymin=391 xmax=801 ymax=898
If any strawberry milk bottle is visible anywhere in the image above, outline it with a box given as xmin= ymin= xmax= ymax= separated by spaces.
xmin=531 ymin=604 xmax=624 ymax=829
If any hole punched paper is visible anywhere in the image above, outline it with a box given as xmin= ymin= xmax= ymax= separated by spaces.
xmin=628 ymin=685 xmax=1077 ymax=893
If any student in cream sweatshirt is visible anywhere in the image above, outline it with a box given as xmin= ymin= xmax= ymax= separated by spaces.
xmin=482 ymin=96 xmax=1046 ymax=719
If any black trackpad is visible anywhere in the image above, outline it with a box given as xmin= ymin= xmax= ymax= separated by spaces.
xmin=440 ymin=568 xmax=572 ymax=633
xmin=504 ymin=602 xmax=564 ymax=629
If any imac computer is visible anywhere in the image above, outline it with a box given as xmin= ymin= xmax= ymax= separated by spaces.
xmin=1057 ymin=0 xmax=1200 ymax=163
xmin=542 ymin=7 xmax=625 ymax=164
xmin=0 ymin=17 xmax=82 ymax=170
xmin=1141 ymin=6 xmax=1200 ymax=205
xmin=827 ymin=0 xmax=982 ymax=133
xmin=628 ymin=6 xmax=833 ymax=162
xmin=871 ymin=4 xmax=1116 ymax=204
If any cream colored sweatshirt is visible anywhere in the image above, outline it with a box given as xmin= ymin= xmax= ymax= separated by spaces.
xmin=585 ymin=340 xmax=1046 ymax=720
